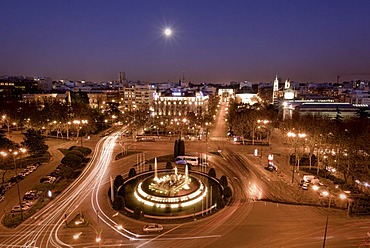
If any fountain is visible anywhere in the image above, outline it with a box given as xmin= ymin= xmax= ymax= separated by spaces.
xmin=134 ymin=159 xmax=207 ymax=209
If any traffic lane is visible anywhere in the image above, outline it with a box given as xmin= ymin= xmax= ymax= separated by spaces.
xmin=63 ymin=141 xmax=176 ymax=244
xmin=201 ymin=201 xmax=362 ymax=248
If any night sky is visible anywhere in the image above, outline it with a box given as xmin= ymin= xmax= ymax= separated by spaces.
xmin=1 ymin=0 xmax=370 ymax=83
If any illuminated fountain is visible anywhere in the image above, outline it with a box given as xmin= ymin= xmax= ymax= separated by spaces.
xmin=134 ymin=160 xmax=207 ymax=209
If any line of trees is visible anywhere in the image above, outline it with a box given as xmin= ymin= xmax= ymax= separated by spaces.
xmin=227 ymin=99 xmax=370 ymax=193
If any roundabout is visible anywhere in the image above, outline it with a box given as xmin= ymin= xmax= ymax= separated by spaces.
xmin=116 ymin=158 xmax=224 ymax=220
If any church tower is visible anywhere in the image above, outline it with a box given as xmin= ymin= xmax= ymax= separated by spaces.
xmin=272 ymin=75 xmax=279 ymax=105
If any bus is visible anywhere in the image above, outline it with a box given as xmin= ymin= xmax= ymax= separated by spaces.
xmin=175 ymin=156 xmax=199 ymax=166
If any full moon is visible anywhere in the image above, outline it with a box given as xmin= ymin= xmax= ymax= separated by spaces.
xmin=164 ymin=28 xmax=172 ymax=37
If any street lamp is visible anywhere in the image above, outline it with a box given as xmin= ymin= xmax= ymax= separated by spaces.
xmin=19 ymin=148 xmax=27 ymax=169
xmin=287 ymin=131 xmax=307 ymax=183
xmin=205 ymin=122 xmax=209 ymax=163
xmin=322 ymin=191 xmax=346 ymax=248
xmin=9 ymin=150 xmax=25 ymax=220
xmin=66 ymin=121 xmax=71 ymax=140
xmin=2 ymin=115 xmax=11 ymax=140
xmin=73 ymin=232 xmax=82 ymax=240
xmin=73 ymin=120 xmax=88 ymax=147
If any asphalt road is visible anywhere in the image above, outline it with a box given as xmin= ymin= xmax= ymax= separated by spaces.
xmin=0 ymin=101 xmax=369 ymax=247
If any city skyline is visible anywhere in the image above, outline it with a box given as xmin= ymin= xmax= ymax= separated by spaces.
xmin=1 ymin=1 xmax=370 ymax=83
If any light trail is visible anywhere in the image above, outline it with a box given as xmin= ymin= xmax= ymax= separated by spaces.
xmin=0 ymin=133 xmax=121 ymax=247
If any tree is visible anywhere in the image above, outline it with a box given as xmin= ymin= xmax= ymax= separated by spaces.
xmin=216 ymin=196 xmax=225 ymax=209
xmin=208 ymin=168 xmax=216 ymax=178
xmin=22 ymin=129 xmax=48 ymax=156
xmin=67 ymin=150 xmax=85 ymax=160
xmin=117 ymin=185 xmax=125 ymax=197
xmin=179 ymin=139 xmax=185 ymax=156
xmin=174 ymin=139 xmax=185 ymax=158
xmin=220 ymin=175 xmax=228 ymax=188
xmin=128 ymin=168 xmax=136 ymax=178
xmin=0 ymin=131 xmax=18 ymax=150
xmin=112 ymin=196 xmax=125 ymax=211
xmin=69 ymin=146 xmax=92 ymax=156
xmin=335 ymin=107 xmax=343 ymax=123
xmin=224 ymin=186 xmax=232 ymax=199
xmin=166 ymin=161 xmax=173 ymax=169
xmin=356 ymin=107 xmax=369 ymax=119
xmin=174 ymin=139 xmax=179 ymax=158
xmin=107 ymin=185 xmax=117 ymax=201
xmin=114 ymin=175 xmax=124 ymax=188
xmin=61 ymin=153 xmax=83 ymax=167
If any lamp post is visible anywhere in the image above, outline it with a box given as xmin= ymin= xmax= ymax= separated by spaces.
xmin=2 ymin=115 xmax=11 ymax=140
xmin=73 ymin=120 xmax=88 ymax=147
xmin=0 ymin=151 xmax=7 ymax=183
xmin=322 ymin=191 xmax=346 ymax=247
xmin=205 ymin=122 xmax=209 ymax=163
xmin=111 ymin=115 xmax=117 ymax=126
xmin=66 ymin=121 xmax=71 ymax=140
xmin=19 ymin=148 xmax=27 ymax=169
xmin=287 ymin=131 xmax=307 ymax=183
xmin=10 ymin=150 xmax=24 ymax=221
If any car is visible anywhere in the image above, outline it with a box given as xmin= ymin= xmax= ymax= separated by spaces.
xmin=265 ymin=165 xmax=276 ymax=172
xmin=142 ymin=223 xmax=163 ymax=233
xmin=302 ymin=183 xmax=309 ymax=190
xmin=40 ymin=176 xmax=56 ymax=184
xmin=20 ymin=169 xmax=31 ymax=175
xmin=1 ymin=182 xmax=12 ymax=190
xmin=23 ymin=191 xmax=37 ymax=200
xmin=49 ymin=170 xmax=60 ymax=178
xmin=11 ymin=205 xmax=29 ymax=213
xmin=27 ymin=165 xmax=37 ymax=172
xmin=21 ymin=200 xmax=34 ymax=207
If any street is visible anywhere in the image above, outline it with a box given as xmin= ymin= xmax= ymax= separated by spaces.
xmin=0 ymin=101 xmax=369 ymax=247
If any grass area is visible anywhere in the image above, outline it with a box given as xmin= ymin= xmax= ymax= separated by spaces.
xmin=2 ymin=146 xmax=92 ymax=228
xmin=58 ymin=148 xmax=69 ymax=155
xmin=66 ymin=213 xmax=89 ymax=228
xmin=3 ymin=196 xmax=51 ymax=228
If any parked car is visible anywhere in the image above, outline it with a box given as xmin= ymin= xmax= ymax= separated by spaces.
xmin=142 ymin=223 xmax=163 ymax=233
xmin=302 ymin=183 xmax=309 ymax=190
xmin=11 ymin=205 xmax=29 ymax=213
xmin=27 ymin=165 xmax=37 ymax=172
xmin=22 ymin=200 xmax=34 ymax=207
xmin=40 ymin=176 xmax=56 ymax=184
xmin=1 ymin=182 xmax=12 ymax=191
xmin=23 ymin=191 xmax=37 ymax=200
xmin=49 ymin=170 xmax=60 ymax=178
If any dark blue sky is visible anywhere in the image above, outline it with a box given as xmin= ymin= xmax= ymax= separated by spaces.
xmin=1 ymin=0 xmax=370 ymax=83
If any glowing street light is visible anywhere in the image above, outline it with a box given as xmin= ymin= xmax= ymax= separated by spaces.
xmin=73 ymin=232 xmax=82 ymax=240
xmin=322 ymin=191 xmax=347 ymax=247
xmin=287 ymin=131 xmax=307 ymax=183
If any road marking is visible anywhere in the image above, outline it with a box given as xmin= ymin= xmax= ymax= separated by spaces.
xmin=137 ymin=224 xmax=184 ymax=247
